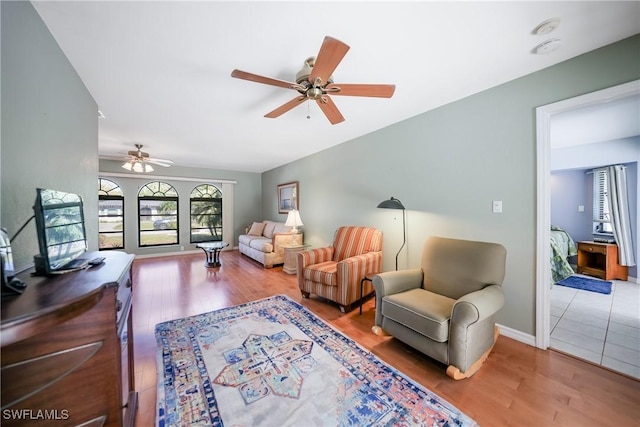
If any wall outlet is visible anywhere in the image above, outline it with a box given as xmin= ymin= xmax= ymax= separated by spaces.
xmin=180 ymin=246 xmax=184 ymax=251
xmin=492 ymin=200 xmax=503 ymax=214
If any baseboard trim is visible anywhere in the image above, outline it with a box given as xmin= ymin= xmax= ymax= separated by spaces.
xmin=496 ymin=323 xmax=536 ymax=347
xmin=134 ymin=249 xmax=201 ymax=259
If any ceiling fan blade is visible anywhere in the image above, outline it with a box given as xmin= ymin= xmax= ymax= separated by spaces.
xmin=231 ymin=69 xmax=297 ymax=90
xmin=309 ymin=36 xmax=350 ymax=86
xmin=326 ymin=83 xmax=396 ymax=98
xmin=146 ymin=158 xmax=174 ymax=166
xmin=316 ymin=96 xmax=345 ymax=125
xmin=265 ymin=96 xmax=306 ymax=118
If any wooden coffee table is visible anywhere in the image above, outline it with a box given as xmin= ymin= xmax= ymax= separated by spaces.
xmin=196 ymin=241 xmax=228 ymax=267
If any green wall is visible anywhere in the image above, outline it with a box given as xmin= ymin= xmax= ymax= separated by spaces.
xmin=262 ymin=34 xmax=640 ymax=335
xmin=1 ymin=1 xmax=99 ymax=269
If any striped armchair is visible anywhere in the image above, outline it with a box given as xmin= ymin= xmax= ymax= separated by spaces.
xmin=296 ymin=226 xmax=383 ymax=312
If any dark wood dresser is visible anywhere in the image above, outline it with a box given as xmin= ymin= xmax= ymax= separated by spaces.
xmin=1 ymin=251 xmax=137 ymax=427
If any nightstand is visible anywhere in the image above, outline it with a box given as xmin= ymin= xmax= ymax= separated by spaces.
xmin=577 ymin=241 xmax=628 ymax=281
xmin=283 ymin=244 xmax=310 ymax=274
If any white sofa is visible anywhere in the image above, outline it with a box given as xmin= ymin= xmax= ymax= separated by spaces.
xmin=238 ymin=220 xmax=303 ymax=268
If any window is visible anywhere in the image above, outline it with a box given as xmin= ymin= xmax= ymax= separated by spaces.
xmin=190 ymin=184 xmax=222 ymax=243
xmin=593 ymin=168 xmax=612 ymax=234
xmin=138 ymin=181 xmax=178 ymax=247
xmin=98 ymin=178 xmax=124 ymax=249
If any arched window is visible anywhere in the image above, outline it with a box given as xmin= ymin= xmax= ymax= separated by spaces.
xmin=98 ymin=178 xmax=124 ymax=250
xmin=138 ymin=181 xmax=178 ymax=247
xmin=190 ymin=184 xmax=222 ymax=243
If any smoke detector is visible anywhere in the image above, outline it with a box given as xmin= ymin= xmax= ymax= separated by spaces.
xmin=534 ymin=38 xmax=562 ymax=54
xmin=533 ymin=18 xmax=561 ymax=35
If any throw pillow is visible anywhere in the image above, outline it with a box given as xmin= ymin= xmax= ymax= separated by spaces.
xmin=248 ymin=222 xmax=266 ymax=236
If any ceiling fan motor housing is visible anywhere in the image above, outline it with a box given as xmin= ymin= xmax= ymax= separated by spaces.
xmin=295 ymin=56 xmax=334 ymax=87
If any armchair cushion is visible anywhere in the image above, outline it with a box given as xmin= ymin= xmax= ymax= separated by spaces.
xmin=302 ymin=261 xmax=337 ymax=286
xmin=383 ymin=289 xmax=455 ymax=343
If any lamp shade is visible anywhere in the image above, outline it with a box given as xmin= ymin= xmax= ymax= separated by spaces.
xmin=377 ymin=197 xmax=405 ymax=210
xmin=285 ymin=209 xmax=303 ymax=233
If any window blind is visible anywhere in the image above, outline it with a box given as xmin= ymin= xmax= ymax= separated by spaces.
xmin=593 ymin=168 xmax=611 ymax=232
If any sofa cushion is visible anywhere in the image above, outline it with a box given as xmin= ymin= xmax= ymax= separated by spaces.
xmin=248 ymin=222 xmax=266 ymax=236
xmin=303 ymin=261 xmax=337 ymax=286
xmin=249 ymin=238 xmax=273 ymax=253
xmin=263 ymin=221 xmax=278 ymax=238
xmin=382 ymin=288 xmax=455 ymax=343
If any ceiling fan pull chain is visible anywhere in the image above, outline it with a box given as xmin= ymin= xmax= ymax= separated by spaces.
xmin=307 ymin=100 xmax=311 ymax=120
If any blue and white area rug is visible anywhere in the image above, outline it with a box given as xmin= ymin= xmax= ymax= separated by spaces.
xmin=155 ymin=294 xmax=477 ymax=426
xmin=556 ymin=275 xmax=612 ymax=295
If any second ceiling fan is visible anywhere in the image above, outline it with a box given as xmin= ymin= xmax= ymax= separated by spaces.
xmin=231 ymin=36 xmax=395 ymax=125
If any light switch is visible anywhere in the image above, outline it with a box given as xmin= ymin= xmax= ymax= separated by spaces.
xmin=578 ymin=205 xmax=585 ymax=212
xmin=492 ymin=200 xmax=503 ymax=213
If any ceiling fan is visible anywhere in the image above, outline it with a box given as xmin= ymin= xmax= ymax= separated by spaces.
xmin=117 ymin=144 xmax=174 ymax=173
xmin=231 ymin=36 xmax=395 ymax=125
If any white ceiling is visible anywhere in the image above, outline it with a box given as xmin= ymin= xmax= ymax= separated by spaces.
xmin=32 ymin=1 xmax=640 ymax=173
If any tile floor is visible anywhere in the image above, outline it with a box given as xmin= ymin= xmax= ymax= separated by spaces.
xmin=550 ymin=275 xmax=640 ymax=379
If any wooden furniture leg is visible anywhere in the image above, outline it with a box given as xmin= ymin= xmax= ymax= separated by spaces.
xmin=446 ymin=326 xmax=500 ymax=380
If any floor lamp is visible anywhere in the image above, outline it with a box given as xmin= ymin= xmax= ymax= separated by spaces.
xmin=377 ymin=197 xmax=406 ymax=270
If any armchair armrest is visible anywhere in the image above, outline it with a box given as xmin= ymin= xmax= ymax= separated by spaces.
xmin=296 ymin=247 xmax=334 ymax=270
xmin=372 ymin=269 xmax=423 ymax=327
xmin=449 ymin=284 xmax=504 ymax=372
xmin=451 ymin=284 xmax=505 ymax=325
xmin=372 ymin=269 xmax=423 ymax=298
xmin=336 ymin=252 xmax=382 ymax=283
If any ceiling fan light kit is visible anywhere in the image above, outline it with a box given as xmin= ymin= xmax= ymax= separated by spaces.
xmin=231 ymin=36 xmax=396 ymax=124
xmin=120 ymin=143 xmax=174 ymax=173
xmin=122 ymin=160 xmax=154 ymax=173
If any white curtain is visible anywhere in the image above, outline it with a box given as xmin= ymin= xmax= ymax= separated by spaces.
xmin=608 ymin=165 xmax=636 ymax=266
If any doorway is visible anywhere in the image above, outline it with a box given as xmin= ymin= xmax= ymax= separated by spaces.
xmin=535 ymin=80 xmax=640 ymax=374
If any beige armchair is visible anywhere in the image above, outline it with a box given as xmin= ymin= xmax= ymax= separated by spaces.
xmin=372 ymin=236 xmax=506 ymax=380
xmin=297 ymin=226 xmax=382 ymax=312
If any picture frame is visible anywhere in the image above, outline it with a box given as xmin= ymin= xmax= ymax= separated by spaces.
xmin=277 ymin=181 xmax=298 ymax=213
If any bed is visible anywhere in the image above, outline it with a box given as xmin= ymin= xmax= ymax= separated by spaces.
xmin=550 ymin=225 xmax=578 ymax=283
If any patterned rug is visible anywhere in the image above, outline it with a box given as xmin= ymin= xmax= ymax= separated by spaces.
xmin=556 ymin=275 xmax=612 ymax=294
xmin=155 ymin=294 xmax=477 ymax=427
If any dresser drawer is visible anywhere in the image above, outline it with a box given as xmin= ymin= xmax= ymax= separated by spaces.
xmin=578 ymin=242 xmax=607 ymax=255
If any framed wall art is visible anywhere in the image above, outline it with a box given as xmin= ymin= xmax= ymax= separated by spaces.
xmin=277 ymin=181 xmax=298 ymax=213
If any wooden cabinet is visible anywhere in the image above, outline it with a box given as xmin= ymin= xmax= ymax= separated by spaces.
xmin=1 ymin=251 xmax=137 ymax=427
xmin=577 ymin=241 xmax=628 ymax=281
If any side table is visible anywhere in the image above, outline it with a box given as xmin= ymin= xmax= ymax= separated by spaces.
xmin=359 ymin=275 xmax=375 ymax=315
xmin=196 ymin=241 xmax=229 ymax=267
xmin=283 ymin=244 xmax=310 ymax=274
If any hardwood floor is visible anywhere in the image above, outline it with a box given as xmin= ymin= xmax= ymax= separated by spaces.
xmin=131 ymin=251 xmax=639 ymax=427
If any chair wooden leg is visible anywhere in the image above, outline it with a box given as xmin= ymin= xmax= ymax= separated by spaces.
xmin=446 ymin=325 xmax=500 ymax=380
xmin=371 ymin=325 xmax=391 ymax=336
